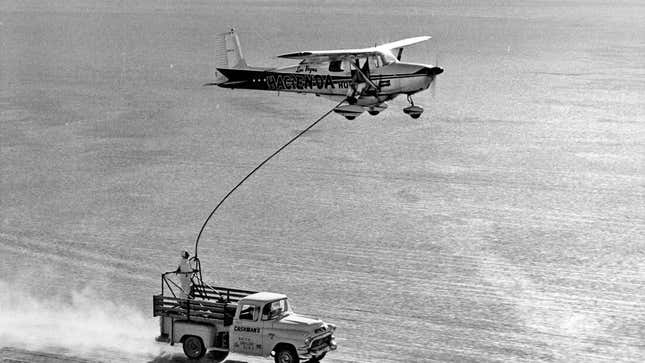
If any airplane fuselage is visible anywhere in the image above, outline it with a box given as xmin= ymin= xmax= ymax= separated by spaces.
xmin=209 ymin=29 xmax=443 ymax=118
xmin=216 ymin=61 xmax=438 ymax=106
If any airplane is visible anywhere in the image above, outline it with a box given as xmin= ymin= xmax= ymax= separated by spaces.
xmin=207 ymin=29 xmax=443 ymax=119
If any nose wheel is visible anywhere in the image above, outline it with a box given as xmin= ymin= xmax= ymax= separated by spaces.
xmin=403 ymin=95 xmax=424 ymax=119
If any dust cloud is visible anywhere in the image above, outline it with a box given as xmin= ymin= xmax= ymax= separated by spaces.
xmin=0 ymin=280 xmax=165 ymax=361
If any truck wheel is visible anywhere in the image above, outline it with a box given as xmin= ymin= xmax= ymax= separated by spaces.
xmin=209 ymin=350 xmax=229 ymax=362
xmin=274 ymin=346 xmax=299 ymax=363
xmin=183 ymin=335 xmax=206 ymax=360
xmin=306 ymin=352 xmax=326 ymax=362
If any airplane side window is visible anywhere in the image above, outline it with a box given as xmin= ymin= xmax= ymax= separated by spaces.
xmin=359 ymin=58 xmax=368 ymax=69
xmin=329 ymin=60 xmax=344 ymax=72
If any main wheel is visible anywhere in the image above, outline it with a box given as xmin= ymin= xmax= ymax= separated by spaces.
xmin=344 ymin=116 xmax=356 ymax=120
xmin=275 ymin=346 xmax=300 ymax=363
xmin=368 ymin=111 xmax=379 ymax=116
xmin=183 ymin=335 xmax=206 ymax=360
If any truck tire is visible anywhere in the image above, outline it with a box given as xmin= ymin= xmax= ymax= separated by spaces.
xmin=209 ymin=350 xmax=229 ymax=362
xmin=306 ymin=352 xmax=326 ymax=362
xmin=182 ymin=335 xmax=206 ymax=360
xmin=274 ymin=346 xmax=299 ymax=363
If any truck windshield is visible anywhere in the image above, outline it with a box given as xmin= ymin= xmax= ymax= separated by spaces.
xmin=263 ymin=299 xmax=292 ymax=320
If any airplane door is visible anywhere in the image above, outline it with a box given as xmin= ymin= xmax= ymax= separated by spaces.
xmin=230 ymin=303 xmax=263 ymax=356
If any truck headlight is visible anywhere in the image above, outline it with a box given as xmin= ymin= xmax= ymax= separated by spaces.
xmin=328 ymin=323 xmax=336 ymax=332
xmin=304 ymin=336 xmax=312 ymax=346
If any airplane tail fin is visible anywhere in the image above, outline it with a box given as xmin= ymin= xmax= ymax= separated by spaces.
xmin=215 ymin=28 xmax=247 ymax=68
xmin=212 ymin=28 xmax=248 ymax=84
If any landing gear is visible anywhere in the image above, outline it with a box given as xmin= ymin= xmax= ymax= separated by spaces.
xmin=334 ymin=104 xmax=364 ymax=120
xmin=367 ymin=103 xmax=387 ymax=116
xmin=403 ymin=95 xmax=424 ymax=119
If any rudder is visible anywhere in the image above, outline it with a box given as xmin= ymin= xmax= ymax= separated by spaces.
xmin=214 ymin=28 xmax=248 ymax=70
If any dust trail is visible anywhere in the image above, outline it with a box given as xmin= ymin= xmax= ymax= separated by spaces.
xmin=0 ymin=280 xmax=165 ymax=361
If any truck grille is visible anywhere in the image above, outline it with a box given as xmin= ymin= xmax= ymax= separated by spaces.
xmin=310 ymin=334 xmax=332 ymax=351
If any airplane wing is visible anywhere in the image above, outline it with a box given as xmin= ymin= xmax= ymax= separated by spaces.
xmin=277 ymin=48 xmax=381 ymax=62
xmin=277 ymin=36 xmax=431 ymax=63
xmin=376 ymin=36 xmax=431 ymax=52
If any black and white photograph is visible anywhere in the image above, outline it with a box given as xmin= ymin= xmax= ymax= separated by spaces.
xmin=1 ymin=1 xmax=643 ymax=362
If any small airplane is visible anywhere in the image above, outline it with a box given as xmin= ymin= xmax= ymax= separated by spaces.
xmin=207 ymin=29 xmax=443 ymax=119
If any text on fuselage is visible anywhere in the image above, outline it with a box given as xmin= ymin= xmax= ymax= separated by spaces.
xmin=267 ymin=74 xmax=349 ymax=90
xmin=296 ymin=65 xmax=318 ymax=73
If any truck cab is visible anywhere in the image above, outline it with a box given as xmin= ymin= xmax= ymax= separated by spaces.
xmin=232 ymin=292 xmax=336 ymax=362
xmin=153 ymin=279 xmax=336 ymax=363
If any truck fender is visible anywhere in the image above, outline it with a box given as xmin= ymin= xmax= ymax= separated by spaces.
xmin=173 ymin=321 xmax=217 ymax=348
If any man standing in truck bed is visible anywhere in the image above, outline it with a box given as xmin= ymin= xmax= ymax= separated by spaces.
xmin=176 ymin=250 xmax=193 ymax=299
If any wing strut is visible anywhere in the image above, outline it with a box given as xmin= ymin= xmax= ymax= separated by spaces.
xmin=347 ymin=59 xmax=379 ymax=104
xmin=192 ymin=98 xmax=347 ymax=275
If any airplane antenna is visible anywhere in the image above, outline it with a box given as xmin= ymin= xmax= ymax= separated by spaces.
xmin=193 ymin=99 xmax=348 ymax=260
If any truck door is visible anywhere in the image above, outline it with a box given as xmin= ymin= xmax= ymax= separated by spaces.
xmin=230 ymin=303 xmax=263 ymax=355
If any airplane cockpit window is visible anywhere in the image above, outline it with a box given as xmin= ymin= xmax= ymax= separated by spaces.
xmin=329 ymin=60 xmax=344 ymax=72
xmin=381 ymin=51 xmax=396 ymax=65
xmin=378 ymin=55 xmax=386 ymax=67
xmin=368 ymin=55 xmax=384 ymax=69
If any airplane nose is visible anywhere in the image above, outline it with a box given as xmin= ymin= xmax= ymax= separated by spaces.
xmin=428 ymin=66 xmax=443 ymax=76
xmin=415 ymin=66 xmax=444 ymax=76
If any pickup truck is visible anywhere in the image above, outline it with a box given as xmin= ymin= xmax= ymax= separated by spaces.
xmin=153 ymin=273 xmax=337 ymax=363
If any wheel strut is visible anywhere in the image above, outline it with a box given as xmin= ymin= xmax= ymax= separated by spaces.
xmin=403 ymin=94 xmax=424 ymax=119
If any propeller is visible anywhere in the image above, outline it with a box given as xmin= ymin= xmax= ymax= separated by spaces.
xmin=431 ymin=53 xmax=440 ymax=98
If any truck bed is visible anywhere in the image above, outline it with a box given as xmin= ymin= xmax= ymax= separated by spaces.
xmin=153 ymin=285 xmax=257 ymax=324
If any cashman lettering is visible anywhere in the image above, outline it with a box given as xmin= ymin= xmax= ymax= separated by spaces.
xmin=234 ymin=326 xmax=261 ymax=333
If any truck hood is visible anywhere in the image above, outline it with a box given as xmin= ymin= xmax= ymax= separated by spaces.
xmin=277 ymin=313 xmax=324 ymax=329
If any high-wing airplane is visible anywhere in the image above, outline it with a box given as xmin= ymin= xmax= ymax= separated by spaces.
xmin=207 ymin=29 xmax=443 ymax=119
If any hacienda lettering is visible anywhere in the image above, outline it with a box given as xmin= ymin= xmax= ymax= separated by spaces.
xmin=235 ymin=326 xmax=261 ymax=333
xmin=267 ymin=74 xmax=337 ymax=90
